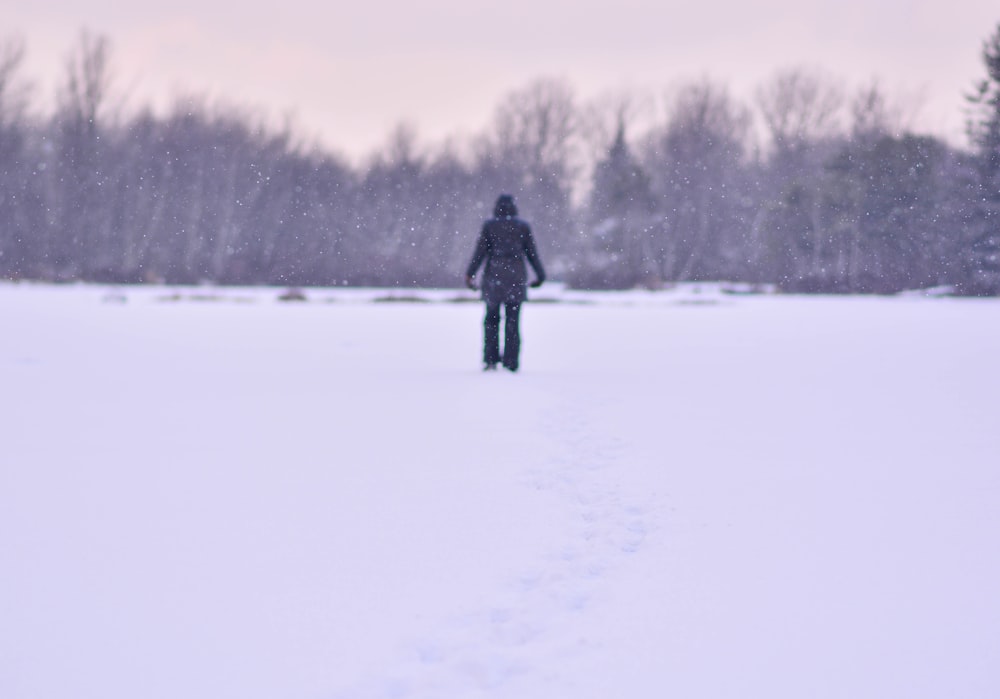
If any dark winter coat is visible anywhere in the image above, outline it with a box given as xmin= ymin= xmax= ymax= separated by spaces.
xmin=466 ymin=196 xmax=546 ymax=305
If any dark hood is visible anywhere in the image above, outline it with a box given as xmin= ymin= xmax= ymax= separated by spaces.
xmin=494 ymin=194 xmax=518 ymax=218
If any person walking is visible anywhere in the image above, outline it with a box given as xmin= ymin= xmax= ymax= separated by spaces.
xmin=465 ymin=194 xmax=546 ymax=372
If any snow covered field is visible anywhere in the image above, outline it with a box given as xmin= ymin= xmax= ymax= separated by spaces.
xmin=2 ymin=282 xmax=998 ymax=699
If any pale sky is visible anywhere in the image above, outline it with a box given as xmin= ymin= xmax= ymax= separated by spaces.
xmin=5 ymin=0 xmax=999 ymax=160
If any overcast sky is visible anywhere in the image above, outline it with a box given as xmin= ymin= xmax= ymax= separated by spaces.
xmin=6 ymin=1 xmax=999 ymax=160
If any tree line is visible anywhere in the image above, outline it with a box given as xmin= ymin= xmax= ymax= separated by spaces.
xmin=1 ymin=27 xmax=999 ymax=294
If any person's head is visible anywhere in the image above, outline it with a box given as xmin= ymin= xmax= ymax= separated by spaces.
xmin=494 ymin=194 xmax=517 ymax=219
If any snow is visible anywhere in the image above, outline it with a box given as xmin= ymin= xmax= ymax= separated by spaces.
xmin=1 ymin=282 xmax=998 ymax=699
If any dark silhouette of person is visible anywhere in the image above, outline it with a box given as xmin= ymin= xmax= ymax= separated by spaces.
xmin=465 ymin=194 xmax=546 ymax=371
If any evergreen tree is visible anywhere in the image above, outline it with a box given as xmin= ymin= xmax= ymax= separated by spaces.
xmin=961 ymin=21 xmax=1000 ymax=295
xmin=577 ymin=122 xmax=656 ymax=288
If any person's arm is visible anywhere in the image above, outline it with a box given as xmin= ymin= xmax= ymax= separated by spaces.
xmin=465 ymin=225 xmax=489 ymax=288
xmin=522 ymin=224 xmax=546 ymax=287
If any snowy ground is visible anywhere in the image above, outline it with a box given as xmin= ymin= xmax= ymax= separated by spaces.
xmin=2 ymin=282 xmax=998 ymax=699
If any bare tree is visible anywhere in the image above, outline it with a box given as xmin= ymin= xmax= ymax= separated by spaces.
xmin=58 ymin=30 xmax=114 ymax=139
xmin=51 ymin=30 xmax=117 ymax=278
xmin=850 ymin=79 xmax=917 ymax=141
xmin=644 ymin=80 xmax=753 ymax=281
xmin=0 ymin=35 xmax=33 ymax=277
xmin=756 ymin=67 xmax=844 ymax=156
xmin=0 ymin=36 xmax=30 ymax=129
xmin=753 ymin=69 xmax=846 ymax=288
xmin=488 ymin=78 xmax=579 ymax=178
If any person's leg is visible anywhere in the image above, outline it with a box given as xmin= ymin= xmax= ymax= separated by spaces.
xmin=483 ymin=302 xmax=502 ymax=367
xmin=502 ymin=301 xmax=521 ymax=371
